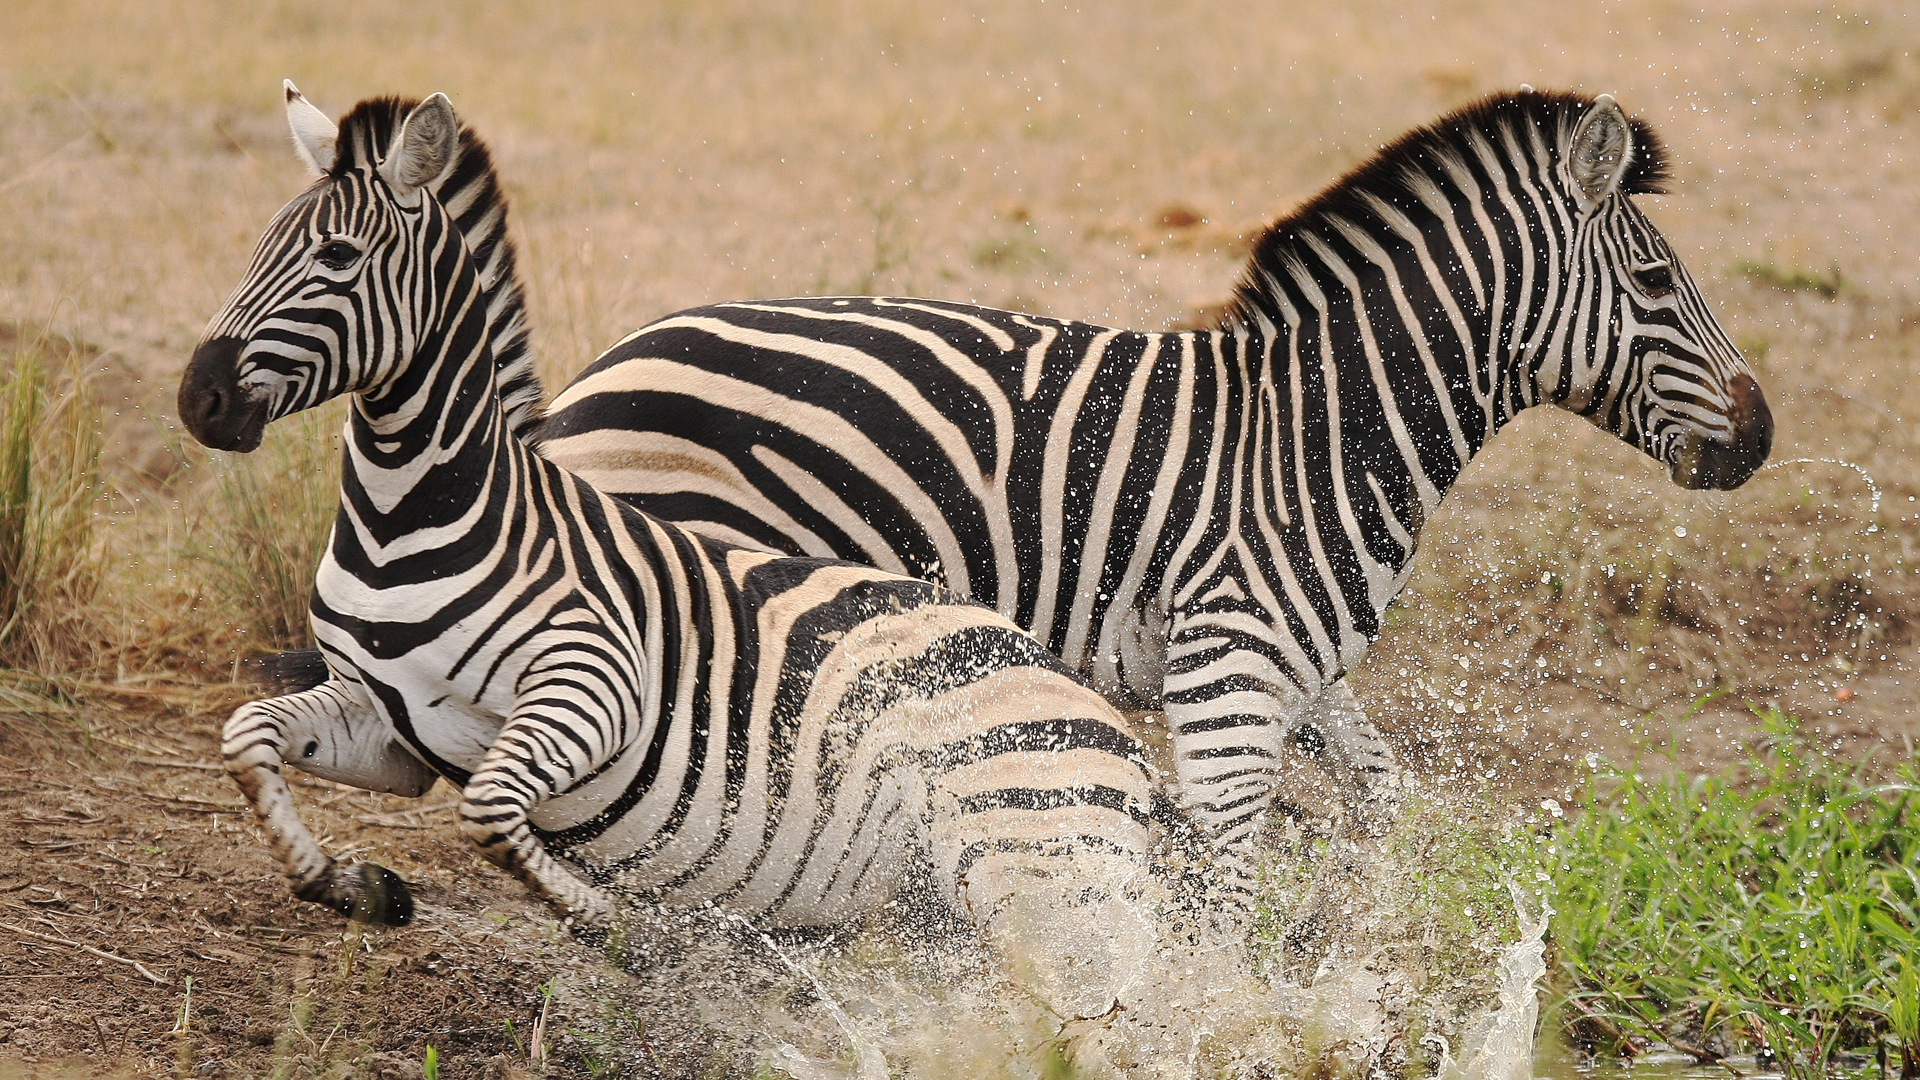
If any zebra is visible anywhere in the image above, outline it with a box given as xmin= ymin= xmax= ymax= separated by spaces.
xmin=532 ymin=90 xmax=1774 ymax=875
xmin=175 ymin=85 xmax=1155 ymax=1017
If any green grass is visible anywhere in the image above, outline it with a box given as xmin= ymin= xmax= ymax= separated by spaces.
xmin=1550 ymin=706 xmax=1920 ymax=1078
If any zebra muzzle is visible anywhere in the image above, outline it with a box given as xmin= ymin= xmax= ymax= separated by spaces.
xmin=179 ymin=336 xmax=271 ymax=452
xmin=1673 ymin=373 xmax=1773 ymax=491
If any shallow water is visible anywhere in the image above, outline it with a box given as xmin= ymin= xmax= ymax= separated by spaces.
xmin=580 ymin=830 xmax=1557 ymax=1077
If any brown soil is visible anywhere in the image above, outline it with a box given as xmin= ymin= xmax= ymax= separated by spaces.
xmin=0 ymin=688 xmax=643 ymax=1079
xmin=6 ymin=666 xmax=1915 ymax=1078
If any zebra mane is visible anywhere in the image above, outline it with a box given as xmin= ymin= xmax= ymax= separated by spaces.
xmin=328 ymin=97 xmax=545 ymax=436
xmin=1226 ymin=88 xmax=1670 ymax=331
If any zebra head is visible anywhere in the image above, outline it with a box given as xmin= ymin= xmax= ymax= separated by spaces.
xmin=179 ymin=84 xmax=482 ymax=451
xmin=1531 ymin=93 xmax=1772 ymax=490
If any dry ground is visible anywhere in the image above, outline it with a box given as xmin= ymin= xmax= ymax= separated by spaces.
xmin=0 ymin=689 xmax=632 ymax=1079
xmin=3 ymin=0 xmax=1919 ymax=1075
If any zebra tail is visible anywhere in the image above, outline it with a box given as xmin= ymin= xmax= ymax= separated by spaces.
xmin=248 ymin=648 xmax=330 ymax=693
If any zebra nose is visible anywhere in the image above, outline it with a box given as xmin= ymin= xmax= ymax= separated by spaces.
xmin=1684 ymin=373 xmax=1773 ymax=490
xmin=179 ymin=337 xmax=268 ymax=452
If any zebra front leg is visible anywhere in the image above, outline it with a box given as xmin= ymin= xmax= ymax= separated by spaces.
xmin=457 ymin=703 xmax=619 ymax=932
xmin=1163 ymin=637 xmax=1404 ymax=895
xmin=1160 ymin=646 xmax=1296 ymax=909
xmin=1271 ymin=680 xmax=1403 ymax=966
xmin=224 ymin=681 xmax=433 ymax=925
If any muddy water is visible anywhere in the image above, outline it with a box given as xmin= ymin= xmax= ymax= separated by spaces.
xmin=587 ymin=865 xmax=1554 ymax=1076
xmin=592 ymin=883 xmax=1886 ymax=1079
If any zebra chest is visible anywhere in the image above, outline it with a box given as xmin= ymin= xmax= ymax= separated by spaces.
xmin=311 ymin=560 xmax=572 ymax=776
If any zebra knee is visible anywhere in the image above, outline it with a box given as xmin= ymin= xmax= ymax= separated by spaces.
xmin=458 ymin=774 xmax=614 ymax=927
xmin=456 ymin=774 xmax=534 ymax=870
xmin=1290 ymin=722 xmax=1328 ymax=758
xmin=222 ymin=702 xmax=290 ymax=776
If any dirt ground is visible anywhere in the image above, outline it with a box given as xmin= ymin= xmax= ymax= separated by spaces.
xmin=2 ymin=673 xmax=1912 ymax=1078
xmin=5 ymin=1 xmax=1920 ymax=1076
xmin=0 ymin=686 xmax=638 ymax=1079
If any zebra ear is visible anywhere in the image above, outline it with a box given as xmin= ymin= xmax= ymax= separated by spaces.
xmin=380 ymin=93 xmax=459 ymax=203
xmin=284 ymin=80 xmax=338 ymax=177
xmin=1568 ymin=94 xmax=1634 ymax=208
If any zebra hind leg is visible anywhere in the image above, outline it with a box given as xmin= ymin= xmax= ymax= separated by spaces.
xmin=223 ymin=683 xmax=420 ymax=925
xmin=930 ymin=714 xmax=1157 ymax=1020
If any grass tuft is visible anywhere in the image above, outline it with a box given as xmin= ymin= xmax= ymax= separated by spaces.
xmin=187 ymin=400 xmax=343 ymax=653
xmin=1735 ymin=256 xmax=1844 ymax=298
xmin=0 ymin=332 xmax=104 ymax=676
xmin=1550 ymin=706 xmax=1919 ymax=1077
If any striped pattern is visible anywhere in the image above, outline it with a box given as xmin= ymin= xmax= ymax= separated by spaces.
xmin=179 ymin=91 xmax=1151 ymax=991
xmin=535 ymin=90 xmax=1772 ymax=866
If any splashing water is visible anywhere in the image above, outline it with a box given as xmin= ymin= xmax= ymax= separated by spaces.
xmin=1755 ymin=456 xmax=1883 ymax=520
xmin=1432 ymin=886 xmax=1550 ymax=1080
xmin=581 ymin=780 xmax=1554 ymax=1078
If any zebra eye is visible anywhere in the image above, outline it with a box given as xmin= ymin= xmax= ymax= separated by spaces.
xmin=1632 ymin=262 xmax=1675 ymax=298
xmin=315 ymin=239 xmax=360 ymax=271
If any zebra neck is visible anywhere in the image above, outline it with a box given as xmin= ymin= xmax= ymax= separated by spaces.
xmin=341 ymin=277 xmax=520 ymax=538
xmin=1228 ymin=230 xmax=1538 ymax=633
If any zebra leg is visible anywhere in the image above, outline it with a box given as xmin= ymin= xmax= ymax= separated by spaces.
xmin=1160 ymin=643 xmax=1298 ymax=907
xmin=457 ymin=706 xmax=619 ymax=931
xmin=223 ymin=681 xmax=427 ymax=925
xmin=1272 ymin=680 xmax=1403 ymax=964
xmin=929 ymin=715 xmax=1156 ymax=1020
xmin=1163 ymin=640 xmax=1404 ymax=907
xmin=1289 ymin=678 xmax=1402 ymax=841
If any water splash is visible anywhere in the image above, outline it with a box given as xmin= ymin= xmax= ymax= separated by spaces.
xmin=583 ymin=783 xmax=1551 ymax=1077
xmin=741 ymin=913 xmax=889 ymax=1080
xmin=1433 ymin=886 xmax=1550 ymax=1080
xmin=1755 ymin=456 xmax=1883 ymax=520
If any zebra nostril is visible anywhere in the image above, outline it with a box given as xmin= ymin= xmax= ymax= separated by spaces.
xmin=204 ymin=387 xmax=226 ymax=421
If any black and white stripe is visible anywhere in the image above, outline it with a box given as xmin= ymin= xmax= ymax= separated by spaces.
xmin=533 ymin=90 xmax=1773 ymax=864
xmin=178 ymin=87 xmax=1152 ymax=1009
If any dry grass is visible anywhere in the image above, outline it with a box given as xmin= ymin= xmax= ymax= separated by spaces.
xmin=183 ymin=402 xmax=342 ymax=652
xmin=0 ymin=327 xmax=104 ymax=680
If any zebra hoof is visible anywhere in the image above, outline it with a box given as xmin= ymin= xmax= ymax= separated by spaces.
xmin=348 ymin=863 xmax=414 ymax=925
xmin=566 ymin=919 xmax=611 ymax=951
xmin=298 ymin=863 xmax=415 ymax=926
